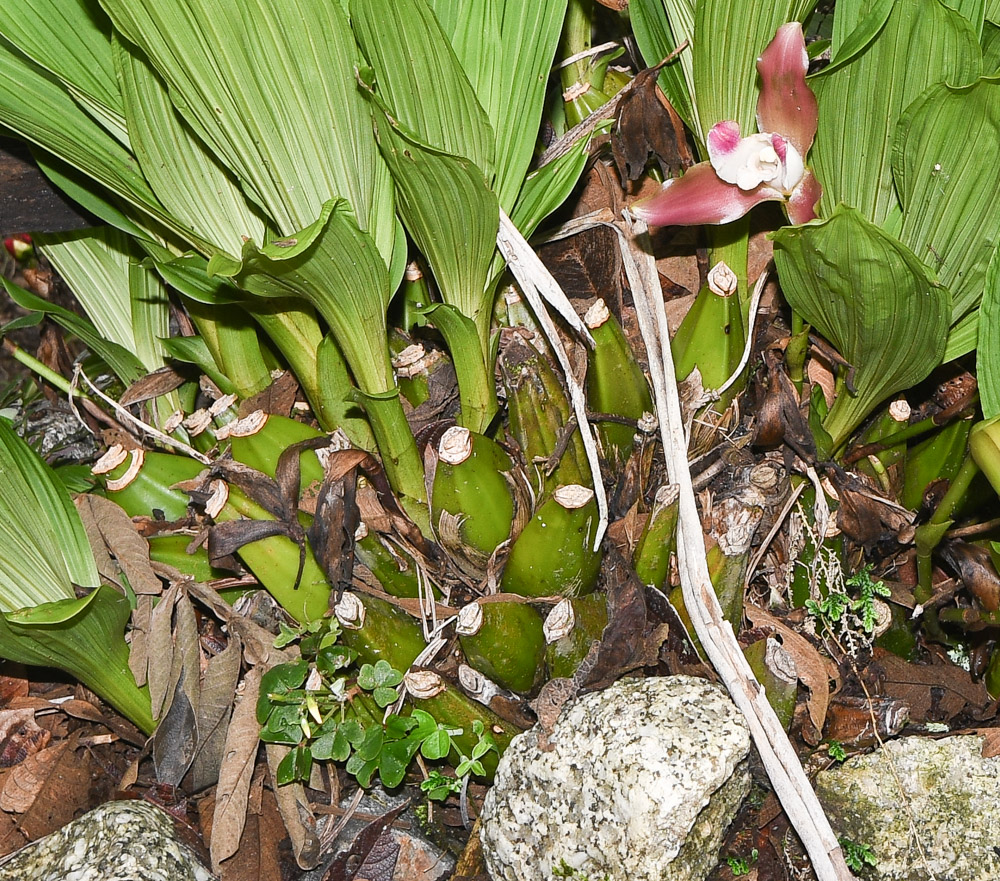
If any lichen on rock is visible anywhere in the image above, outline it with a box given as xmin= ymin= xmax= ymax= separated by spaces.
xmin=480 ymin=675 xmax=751 ymax=881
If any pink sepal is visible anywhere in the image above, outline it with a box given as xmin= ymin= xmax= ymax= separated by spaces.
xmin=631 ymin=162 xmax=784 ymax=227
xmin=756 ymin=22 xmax=818 ymax=157
xmin=785 ymin=168 xmax=822 ymax=225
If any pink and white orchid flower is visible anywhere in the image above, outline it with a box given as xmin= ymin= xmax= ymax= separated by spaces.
xmin=632 ymin=22 xmax=821 ymax=227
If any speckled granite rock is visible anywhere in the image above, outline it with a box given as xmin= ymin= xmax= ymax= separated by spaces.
xmin=480 ymin=675 xmax=751 ymax=881
xmin=0 ymin=800 xmax=214 ymax=881
xmin=817 ymin=735 xmax=1000 ymax=881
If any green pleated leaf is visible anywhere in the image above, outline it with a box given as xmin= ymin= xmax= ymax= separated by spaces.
xmin=945 ymin=311 xmax=979 ymax=361
xmin=351 ymin=0 xmax=495 ymax=181
xmin=983 ymin=20 xmax=1000 ymax=72
xmin=0 ymin=37 xmax=176 ymax=234
xmin=114 ymin=38 xmax=266 ymax=256
xmin=892 ymin=76 xmax=1000 ymax=348
xmin=821 ymin=0 xmax=894 ymax=76
xmin=629 ymin=0 xmax=698 ymax=135
xmin=772 ymin=205 xmax=951 ymax=451
xmin=210 ymin=200 xmax=396 ymax=398
xmin=367 ymin=94 xmax=499 ymax=349
xmin=0 ymin=585 xmax=154 ymax=733
xmin=0 ymin=419 xmax=100 ymax=610
xmin=978 ymin=241 xmax=1000 ymax=418
xmin=36 ymin=227 xmax=170 ymax=376
xmin=99 ymin=0 xmax=396 ymax=258
xmin=810 ymin=0 xmax=982 ymax=225
xmin=0 ymin=0 xmax=125 ymax=138
xmin=950 ymin=0 xmax=987 ymax=37
xmin=693 ymin=0 xmax=813 ymax=146
xmin=2 ymin=277 xmax=144 ymax=384
xmin=428 ymin=0 xmax=566 ymax=212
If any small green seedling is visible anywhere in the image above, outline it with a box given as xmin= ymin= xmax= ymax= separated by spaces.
xmin=827 ymin=740 xmax=847 ymax=763
xmin=726 ymin=848 xmax=759 ymax=876
xmin=839 ymin=837 xmax=877 ymax=873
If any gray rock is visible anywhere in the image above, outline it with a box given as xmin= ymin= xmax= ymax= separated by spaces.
xmin=480 ymin=675 xmax=751 ymax=881
xmin=0 ymin=800 xmax=214 ymax=881
xmin=817 ymin=735 xmax=1000 ymax=881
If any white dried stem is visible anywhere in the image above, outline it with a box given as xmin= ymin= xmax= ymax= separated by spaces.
xmin=618 ymin=215 xmax=853 ymax=881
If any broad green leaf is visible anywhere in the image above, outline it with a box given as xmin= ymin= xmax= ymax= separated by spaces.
xmin=209 ymin=200 xmax=395 ymax=398
xmin=367 ymin=95 xmax=499 ymax=351
xmin=978 ymin=241 xmax=1000 ymax=418
xmin=99 ymin=0 xmax=396 ymax=258
xmin=0 ymin=418 xmax=99 ymax=609
xmin=990 ymin=0 xmax=1000 ymax=23
xmin=114 ymin=38 xmax=266 ymax=256
xmin=0 ymin=585 xmax=154 ymax=733
xmin=772 ymin=205 xmax=951 ymax=452
xmin=947 ymin=0 xmax=987 ymax=37
xmin=420 ymin=303 xmax=497 ymax=431
xmin=0 ymin=37 xmax=177 ymax=234
xmin=811 ymin=0 xmax=982 ymax=225
xmin=0 ymin=0 xmax=124 ymax=136
xmin=158 ymin=336 xmax=237 ymax=396
xmin=820 ymin=0 xmax=894 ymax=76
xmin=629 ymin=0 xmax=698 ymax=135
xmin=429 ymin=0 xmax=567 ymax=212
xmin=944 ymin=311 xmax=978 ymax=361
xmin=351 ymin=0 xmax=495 ymax=181
xmin=693 ymin=0 xmax=814 ymax=147
xmin=36 ymin=227 xmax=170 ymax=376
xmin=2 ymin=278 xmax=144 ymax=384
xmin=983 ymin=19 xmax=1000 ymax=71
xmin=893 ymin=77 xmax=1000 ymax=339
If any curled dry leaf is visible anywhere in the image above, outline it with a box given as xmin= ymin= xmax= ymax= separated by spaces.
xmin=265 ymin=744 xmax=319 ymax=869
xmin=0 ymin=708 xmax=49 ymax=768
xmin=76 ymin=495 xmax=163 ymax=595
xmin=212 ymin=665 xmax=263 ymax=872
xmin=745 ymin=604 xmax=840 ymax=736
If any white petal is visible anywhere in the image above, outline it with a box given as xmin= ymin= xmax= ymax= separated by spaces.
xmin=712 ymin=132 xmax=782 ymax=190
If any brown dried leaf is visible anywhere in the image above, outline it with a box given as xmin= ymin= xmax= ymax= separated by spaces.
xmin=211 ymin=665 xmax=263 ymax=871
xmin=612 ymin=66 xmax=691 ymax=183
xmin=745 ymin=604 xmax=840 ymax=735
xmin=324 ymin=801 xmax=408 ymax=881
xmin=306 ymin=469 xmax=358 ymax=592
xmin=578 ymin=548 xmax=668 ymax=692
xmin=866 ymin=648 xmax=991 ymax=723
xmin=266 ymin=744 xmax=319 ymax=869
xmin=77 ymin=495 xmax=163 ymax=595
xmin=537 ymin=224 xmax=623 ymax=305
xmin=147 ymin=582 xmax=181 ymax=719
xmin=119 ymin=367 xmax=186 ymax=406
xmin=153 ymin=675 xmax=197 ymax=786
xmin=0 ymin=673 xmax=28 ymax=707
xmin=939 ymin=542 xmax=1000 ymax=613
xmin=0 ymin=708 xmax=49 ymax=768
xmin=0 ymin=733 xmax=79 ymax=813
xmin=215 ymin=779 xmax=285 ymax=881
xmin=974 ymin=727 xmax=1000 ymax=758
xmin=242 ymin=370 xmax=299 ymax=418
xmin=829 ymin=470 xmax=913 ymax=549
xmin=187 ymin=634 xmax=242 ymax=792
